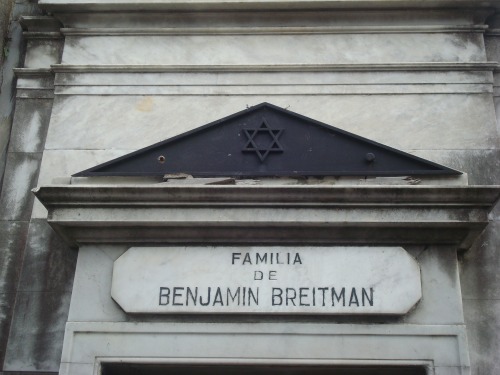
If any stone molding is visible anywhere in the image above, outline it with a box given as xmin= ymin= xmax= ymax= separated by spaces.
xmin=36 ymin=0 xmax=500 ymax=12
xmin=59 ymin=321 xmax=470 ymax=375
xmin=50 ymin=63 xmax=499 ymax=73
xmin=33 ymin=185 xmax=500 ymax=250
xmin=60 ymin=25 xmax=489 ymax=35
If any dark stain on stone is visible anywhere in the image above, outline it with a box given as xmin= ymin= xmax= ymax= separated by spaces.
xmin=0 ymin=153 xmax=42 ymax=221
xmin=4 ymin=219 xmax=77 ymax=370
xmin=9 ymin=99 xmax=53 ymax=153
xmin=438 ymin=150 xmax=500 ymax=185
xmin=464 ymin=299 xmax=500 ymax=374
xmin=460 ymin=222 xmax=500 ymax=301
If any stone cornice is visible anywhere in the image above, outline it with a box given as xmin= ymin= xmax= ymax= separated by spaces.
xmin=33 ymin=185 xmax=500 ymax=250
xmin=60 ymin=25 xmax=489 ymax=35
xmin=50 ymin=63 xmax=499 ymax=74
xmin=38 ymin=0 xmax=500 ymax=12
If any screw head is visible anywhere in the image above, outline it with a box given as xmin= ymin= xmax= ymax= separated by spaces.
xmin=365 ymin=153 xmax=376 ymax=163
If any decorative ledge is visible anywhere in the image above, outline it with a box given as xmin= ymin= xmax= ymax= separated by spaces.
xmin=38 ymin=0 xmax=500 ymax=12
xmin=33 ymin=185 xmax=500 ymax=250
xmin=50 ymin=63 xmax=499 ymax=74
xmin=14 ymin=68 xmax=55 ymax=77
xmin=60 ymin=25 xmax=488 ymax=36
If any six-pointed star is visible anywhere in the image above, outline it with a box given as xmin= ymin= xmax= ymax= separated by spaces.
xmin=242 ymin=119 xmax=284 ymax=162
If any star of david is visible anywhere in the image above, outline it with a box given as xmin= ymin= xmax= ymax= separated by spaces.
xmin=242 ymin=119 xmax=284 ymax=162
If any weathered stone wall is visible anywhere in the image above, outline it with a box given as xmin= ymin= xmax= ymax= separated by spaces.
xmin=0 ymin=0 xmax=15 ymax=191
xmin=0 ymin=1 xmax=14 ymax=70
xmin=0 ymin=2 xmax=72 ymax=375
xmin=0 ymin=0 xmax=24 ymax=371
xmin=459 ymin=13 xmax=500 ymax=374
xmin=0 ymin=0 xmax=42 ymax=191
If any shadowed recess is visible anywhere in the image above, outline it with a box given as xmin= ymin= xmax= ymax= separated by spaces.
xmin=101 ymin=364 xmax=428 ymax=375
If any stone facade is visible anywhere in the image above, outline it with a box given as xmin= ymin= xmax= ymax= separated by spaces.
xmin=0 ymin=1 xmax=499 ymax=375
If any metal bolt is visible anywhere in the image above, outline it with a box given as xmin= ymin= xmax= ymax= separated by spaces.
xmin=365 ymin=153 xmax=376 ymax=163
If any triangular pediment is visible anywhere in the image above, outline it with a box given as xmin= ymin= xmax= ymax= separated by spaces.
xmin=74 ymin=103 xmax=460 ymax=177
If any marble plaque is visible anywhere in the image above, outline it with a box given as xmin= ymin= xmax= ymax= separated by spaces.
xmin=111 ymin=246 xmax=422 ymax=315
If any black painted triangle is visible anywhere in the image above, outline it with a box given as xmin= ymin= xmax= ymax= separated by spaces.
xmin=74 ymin=103 xmax=460 ymax=177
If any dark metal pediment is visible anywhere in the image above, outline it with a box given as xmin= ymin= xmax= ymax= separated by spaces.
xmin=74 ymin=103 xmax=460 ymax=177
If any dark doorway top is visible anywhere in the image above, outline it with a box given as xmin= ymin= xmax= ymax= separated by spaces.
xmin=74 ymin=103 xmax=460 ymax=178
xmin=102 ymin=363 xmax=427 ymax=375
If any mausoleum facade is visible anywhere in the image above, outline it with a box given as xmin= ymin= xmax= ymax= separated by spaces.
xmin=1 ymin=1 xmax=500 ymax=375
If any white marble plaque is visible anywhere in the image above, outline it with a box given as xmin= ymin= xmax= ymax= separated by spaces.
xmin=111 ymin=246 xmax=421 ymax=315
